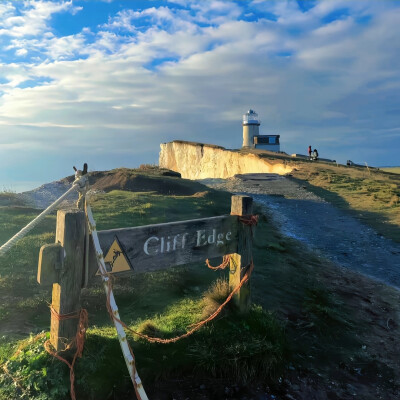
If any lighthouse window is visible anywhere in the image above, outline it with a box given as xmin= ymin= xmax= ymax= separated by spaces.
xmin=269 ymin=137 xmax=276 ymax=144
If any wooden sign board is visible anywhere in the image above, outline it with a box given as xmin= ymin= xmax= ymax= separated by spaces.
xmin=90 ymin=215 xmax=238 ymax=276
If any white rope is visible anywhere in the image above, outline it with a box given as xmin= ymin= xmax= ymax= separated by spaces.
xmin=86 ymin=204 xmax=148 ymax=400
xmin=0 ymin=175 xmax=88 ymax=258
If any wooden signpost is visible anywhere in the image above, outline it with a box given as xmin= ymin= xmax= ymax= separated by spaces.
xmin=230 ymin=195 xmax=253 ymax=312
xmin=37 ymin=195 xmax=254 ymax=351
xmin=38 ymin=210 xmax=86 ymax=351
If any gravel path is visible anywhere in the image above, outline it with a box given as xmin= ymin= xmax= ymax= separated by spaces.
xmin=200 ymin=173 xmax=400 ymax=289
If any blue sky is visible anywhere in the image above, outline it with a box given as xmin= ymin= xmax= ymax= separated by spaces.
xmin=1 ymin=0 xmax=400 ymax=191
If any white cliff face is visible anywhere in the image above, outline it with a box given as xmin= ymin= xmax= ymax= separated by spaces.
xmin=159 ymin=141 xmax=294 ymax=179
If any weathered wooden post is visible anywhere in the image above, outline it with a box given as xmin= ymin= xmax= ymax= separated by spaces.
xmin=38 ymin=209 xmax=85 ymax=351
xmin=230 ymin=195 xmax=253 ymax=313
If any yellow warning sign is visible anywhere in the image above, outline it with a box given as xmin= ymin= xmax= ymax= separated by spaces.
xmin=97 ymin=237 xmax=133 ymax=275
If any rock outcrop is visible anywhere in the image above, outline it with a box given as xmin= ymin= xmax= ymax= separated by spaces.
xmin=159 ymin=140 xmax=295 ymax=179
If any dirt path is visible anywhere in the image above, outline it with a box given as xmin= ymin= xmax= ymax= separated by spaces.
xmin=199 ymin=173 xmax=400 ymax=399
xmin=202 ymin=174 xmax=400 ymax=290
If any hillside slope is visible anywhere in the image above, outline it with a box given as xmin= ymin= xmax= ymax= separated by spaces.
xmin=17 ymin=166 xmax=206 ymax=209
xmin=0 ymin=166 xmax=399 ymax=399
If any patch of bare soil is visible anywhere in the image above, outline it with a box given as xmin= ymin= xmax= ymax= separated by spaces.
xmin=281 ymin=265 xmax=400 ymax=400
xmin=65 ymin=167 xmax=208 ymax=196
xmin=146 ymin=378 xmax=277 ymax=400
xmin=20 ymin=167 xmax=208 ymax=209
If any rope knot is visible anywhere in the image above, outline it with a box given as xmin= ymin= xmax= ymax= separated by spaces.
xmin=238 ymin=214 xmax=259 ymax=226
xmin=205 ymin=254 xmax=231 ymax=270
xmin=73 ymin=173 xmax=89 ymax=191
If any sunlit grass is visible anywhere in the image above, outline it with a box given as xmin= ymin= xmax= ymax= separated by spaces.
xmin=381 ymin=167 xmax=400 ymax=174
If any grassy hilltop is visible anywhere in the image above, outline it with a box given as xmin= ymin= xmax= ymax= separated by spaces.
xmin=0 ymin=165 xmax=399 ymax=399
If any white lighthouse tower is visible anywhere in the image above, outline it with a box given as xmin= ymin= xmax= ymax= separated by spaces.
xmin=242 ymin=109 xmax=260 ymax=148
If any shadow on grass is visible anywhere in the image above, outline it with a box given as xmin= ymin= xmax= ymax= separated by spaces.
xmin=250 ymin=213 xmax=362 ymax=375
xmin=287 ymin=176 xmax=400 ymax=243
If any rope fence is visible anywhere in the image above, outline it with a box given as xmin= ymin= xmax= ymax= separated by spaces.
xmin=205 ymin=254 xmax=231 ymax=270
xmin=0 ymin=169 xmax=258 ymax=400
xmin=44 ymin=309 xmax=89 ymax=400
xmin=99 ymin=213 xmax=257 ymax=345
xmin=0 ymin=175 xmax=88 ymax=258
xmin=101 ymin=260 xmax=254 ymax=345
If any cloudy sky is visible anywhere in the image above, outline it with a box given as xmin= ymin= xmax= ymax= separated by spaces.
xmin=1 ymin=0 xmax=400 ymax=191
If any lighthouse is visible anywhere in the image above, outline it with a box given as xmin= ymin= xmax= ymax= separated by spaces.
xmin=242 ymin=109 xmax=260 ymax=148
xmin=242 ymin=109 xmax=280 ymax=152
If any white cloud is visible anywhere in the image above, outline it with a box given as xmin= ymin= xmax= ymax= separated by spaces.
xmin=191 ymin=1 xmax=243 ymax=24
xmin=0 ymin=0 xmax=400 ymax=186
xmin=15 ymin=47 xmax=28 ymax=56
xmin=8 ymin=32 xmax=88 ymax=61
xmin=0 ymin=1 xmax=81 ymax=38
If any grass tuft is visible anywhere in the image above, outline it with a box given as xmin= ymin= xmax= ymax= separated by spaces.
xmin=137 ymin=320 xmax=165 ymax=338
xmin=202 ymin=278 xmax=231 ymax=317
xmin=188 ymin=305 xmax=287 ymax=383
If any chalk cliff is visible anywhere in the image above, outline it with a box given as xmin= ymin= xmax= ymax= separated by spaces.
xmin=159 ymin=141 xmax=295 ymax=179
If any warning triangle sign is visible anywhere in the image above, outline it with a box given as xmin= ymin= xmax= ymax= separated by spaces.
xmin=97 ymin=237 xmax=133 ymax=275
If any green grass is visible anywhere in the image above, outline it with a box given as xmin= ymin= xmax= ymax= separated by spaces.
xmin=89 ymin=189 xmax=230 ymax=229
xmin=0 ymin=305 xmax=286 ymax=400
xmin=0 ymin=205 xmax=56 ymax=328
xmin=0 ymin=175 xmax=288 ymax=399
xmin=0 ymin=170 xmax=369 ymax=399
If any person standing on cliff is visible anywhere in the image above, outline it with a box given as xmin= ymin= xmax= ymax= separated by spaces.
xmin=308 ymin=145 xmax=312 ymax=159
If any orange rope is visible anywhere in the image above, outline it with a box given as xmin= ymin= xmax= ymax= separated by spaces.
xmin=44 ymin=308 xmax=89 ymax=400
xmin=50 ymin=306 xmax=80 ymax=321
xmin=238 ymin=214 xmax=259 ymax=226
xmin=12 ymin=331 xmax=47 ymax=358
xmin=205 ymin=254 xmax=231 ymax=270
xmin=102 ymin=261 xmax=254 ymax=345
